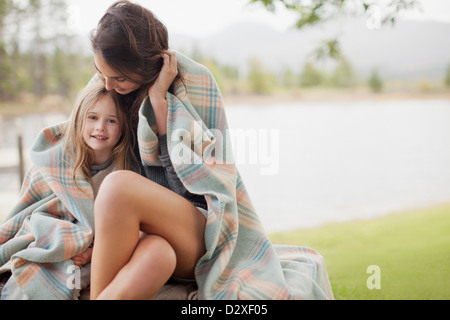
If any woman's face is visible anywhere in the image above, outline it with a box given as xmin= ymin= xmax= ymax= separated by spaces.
xmin=94 ymin=51 xmax=142 ymax=95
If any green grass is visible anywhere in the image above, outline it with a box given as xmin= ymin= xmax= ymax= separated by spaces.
xmin=269 ymin=203 xmax=450 ymax=300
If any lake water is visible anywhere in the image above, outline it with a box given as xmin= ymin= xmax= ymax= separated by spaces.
xmin=1 ymin=99 xmax=450 ymax=232
xmin=226 ymin=99 xmax=450 ymax=231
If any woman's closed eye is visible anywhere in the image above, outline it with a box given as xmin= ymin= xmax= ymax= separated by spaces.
xmin=96 ymin=70 xmax=126 ymax=83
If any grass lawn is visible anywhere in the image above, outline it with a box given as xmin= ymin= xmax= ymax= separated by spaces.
xmin=269 ymin=203 xmax=450 ymax=300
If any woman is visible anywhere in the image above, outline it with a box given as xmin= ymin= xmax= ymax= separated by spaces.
xmin=90 ymin=0 xmax=333 ymax=300
xmin=89 ymin=1 xmax=207 ymax=300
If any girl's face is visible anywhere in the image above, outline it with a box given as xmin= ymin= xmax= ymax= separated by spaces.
xmin=94 ymin=51 xmax=142 ymax=95
xmin=82 ymin=94 xmax=122 ymax=164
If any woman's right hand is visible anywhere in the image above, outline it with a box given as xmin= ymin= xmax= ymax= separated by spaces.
xmin=148 ymin=50 xmax=178 ymax=103
xmin=148 ymin=50 xmax=178 ymax=136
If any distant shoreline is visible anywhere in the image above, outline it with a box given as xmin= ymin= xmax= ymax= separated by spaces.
xmin=223 ymin=89 xmax=450 ymax=105
xmin=1 ymin=89 xmax=450 ymax=118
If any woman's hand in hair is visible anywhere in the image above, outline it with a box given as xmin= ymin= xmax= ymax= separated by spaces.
xmin=148 ymin=50 xmax=178 ymax=102
xmin=148 ymin=50 xmax=178 ymax=135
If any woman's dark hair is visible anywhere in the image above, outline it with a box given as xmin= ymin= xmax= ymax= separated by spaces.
xmin=90 ymin=0 xmax=183 ymax=126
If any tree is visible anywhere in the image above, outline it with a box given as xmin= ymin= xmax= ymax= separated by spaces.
xmin=0 ymin=0 xmax=14 ymax=99
xmin=368 ymin=70 xmax=383 ymax=93
xmin=282 ymin=68 xmax=297 ymax=89
xmin=247 ymin=58 xmax=277 ymax=94
xmin=0 ymin=0 xmax=92 ymax=102
xmin=329 ymin=56 xmax=357 ymax=88
xmin=28 ymin=0 xmax=68 ymax=98
xmin=299 ymin=60 xmax=323 ymax=87
xmin=445 ymin=64 xmax=450 ymax=88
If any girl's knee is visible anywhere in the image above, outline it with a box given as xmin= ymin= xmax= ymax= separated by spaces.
xmin=94 ymin=170 xmax=135 ymax=220
xmin=96 ymin=170 xmax=133 ymax=199
xmin=139 ymin=235 xmax=177 ymax=274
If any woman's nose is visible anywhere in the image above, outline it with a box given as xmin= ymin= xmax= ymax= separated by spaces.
xmin=104 ymin=77 xmax=116 ymax=91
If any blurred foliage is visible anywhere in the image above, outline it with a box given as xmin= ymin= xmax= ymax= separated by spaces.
xmin=249 ymin=0 xmax=420 ymax=28
xmin=0 ymin=0 xmax=445 ymax=110
xmin=330 ymin=56 xmax=357 ymax=88
xmin=0 ymin=0 xmax=93 ymax=103
xmin=299 ymin=60 xmax=324 ymax=87
xmin=368 ymin=70 xmax=383 ymax=93
xmin=249 ymin=0 xmax=420 ymax=61
xmin=445 ymin=64 xmax=450 ymax=88
xmin=247 ymin=58 xmax=277 ymax=94
xmin=195 ymin=48 xmax=385 ymax=96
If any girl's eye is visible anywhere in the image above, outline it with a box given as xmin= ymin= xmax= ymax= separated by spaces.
xmin=116 ymin=79 xmax=126 ymax=83
xmin=107 ymin=119 xmax=118 ymax=124
xmin=88 ymin=115 xmax=97 ymax=120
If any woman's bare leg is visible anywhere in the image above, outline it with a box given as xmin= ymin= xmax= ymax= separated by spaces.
xmin=90 ymin=170 xmax=206 ymax=300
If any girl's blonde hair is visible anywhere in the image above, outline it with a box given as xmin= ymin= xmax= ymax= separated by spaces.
xmin=63 ymin=81 xmax=137 ymax=188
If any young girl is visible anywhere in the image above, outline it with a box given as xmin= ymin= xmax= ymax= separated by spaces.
xmin=89 ymin=0 xmax=333 ymax=300
xmin=66 ymin=80 xmax=136 ymax=268
xmin=64 ymin=80 xmax=135 ymax=200
xmin=0 ymin=81 xmax=135 ymax=299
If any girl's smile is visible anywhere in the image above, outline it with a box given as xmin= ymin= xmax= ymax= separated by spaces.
xmin=91 ymin=134 xmax=108 ymax=141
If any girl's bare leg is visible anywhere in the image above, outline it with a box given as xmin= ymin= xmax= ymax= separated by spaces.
xmin=90 ymin=170 xmax=206 ymax=300
xmin=96 ymin=234 xmax=176 ymax=299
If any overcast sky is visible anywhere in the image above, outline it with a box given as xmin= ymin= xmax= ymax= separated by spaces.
xmin=67 ymin=0 xmax=450 ymax=38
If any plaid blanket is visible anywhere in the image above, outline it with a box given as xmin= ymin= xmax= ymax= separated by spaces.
xmin=0 ymin=51 xmax=333 ymax=299
xmin=139 ymin=52 xmax=333 ymax=299
xmin=0 ymin=124 xmax=94 ymax=299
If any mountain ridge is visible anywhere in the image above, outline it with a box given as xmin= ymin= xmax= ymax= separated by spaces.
xmin=169 ymin=18 xmax=450 ymax=80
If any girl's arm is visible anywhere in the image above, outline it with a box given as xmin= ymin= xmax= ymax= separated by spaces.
xmin=148 ymin=50 xmax=178 ymax=136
